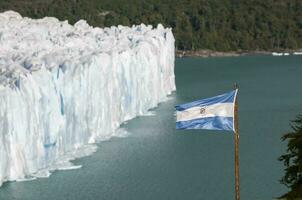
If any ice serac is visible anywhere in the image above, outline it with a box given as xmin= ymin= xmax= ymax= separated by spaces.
xmin=0 ymin=11 xmax=175 ymax=186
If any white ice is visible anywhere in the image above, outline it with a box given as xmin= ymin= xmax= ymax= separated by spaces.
xmin=0 ymin=11 xmax=175 ymax=186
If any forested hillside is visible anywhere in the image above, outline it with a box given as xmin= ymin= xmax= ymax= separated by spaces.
xmin=1 ymin=0 xmax=302 ymax=51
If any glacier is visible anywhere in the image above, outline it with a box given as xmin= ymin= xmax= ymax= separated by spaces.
xmin=0 ymin=11 xmax=175 ymax=186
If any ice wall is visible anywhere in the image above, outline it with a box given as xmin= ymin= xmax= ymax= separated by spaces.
xmin=0 ymin=11 xmax=175 ymax=186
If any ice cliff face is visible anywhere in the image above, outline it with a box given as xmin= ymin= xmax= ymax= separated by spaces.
xmin=0 ymin=11 xmax=175 ymax=186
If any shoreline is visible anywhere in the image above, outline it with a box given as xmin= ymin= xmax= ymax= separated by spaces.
xmin=175 ymin=49 xmax=302 ymax=58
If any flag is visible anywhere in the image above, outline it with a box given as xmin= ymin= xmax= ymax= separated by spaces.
xmin=175 ymin=90 xmax=238 ymax=131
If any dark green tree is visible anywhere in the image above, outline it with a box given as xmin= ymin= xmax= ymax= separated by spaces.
xmin=279 ymin=115 xmax=302 ymax=199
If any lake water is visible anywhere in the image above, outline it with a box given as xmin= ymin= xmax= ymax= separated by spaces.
xmin=1 ymin=55 xmax=302 ymax=200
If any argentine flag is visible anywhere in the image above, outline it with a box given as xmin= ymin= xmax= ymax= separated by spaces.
xmin=175 ymin=90 xmax=238 ymax=131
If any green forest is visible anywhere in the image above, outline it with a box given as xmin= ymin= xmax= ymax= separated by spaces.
xmin=1 ymin=0 xmax=302 ymax=51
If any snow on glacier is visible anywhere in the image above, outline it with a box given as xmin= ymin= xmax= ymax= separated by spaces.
xmin=0 ymin=11 xmax=175 ymax=186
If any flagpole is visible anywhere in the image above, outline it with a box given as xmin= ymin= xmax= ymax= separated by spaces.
xmin=234 ymin=84 xmax=240 ymax=200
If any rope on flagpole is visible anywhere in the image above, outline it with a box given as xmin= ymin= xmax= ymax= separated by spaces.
xmin=234 ymin=83 xmax=240 ymax=200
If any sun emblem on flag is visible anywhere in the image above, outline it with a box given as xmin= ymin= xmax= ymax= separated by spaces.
xmin=200 ymin=108 xmax=206 ymax=114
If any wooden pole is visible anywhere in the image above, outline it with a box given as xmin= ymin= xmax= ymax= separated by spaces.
xmin=234 ymin=84 xmax=240 ymax=200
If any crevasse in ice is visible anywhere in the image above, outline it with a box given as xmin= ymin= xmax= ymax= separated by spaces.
xmin=0 ymin=11 xmax=175 ymax=186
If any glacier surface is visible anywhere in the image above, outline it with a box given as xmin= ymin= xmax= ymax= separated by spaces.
xmin=0 ymin=11 xmax=175 ymax=186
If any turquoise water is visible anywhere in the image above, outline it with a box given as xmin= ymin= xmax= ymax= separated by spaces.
xmin=1 ymin=55 xmax=302 ymax=200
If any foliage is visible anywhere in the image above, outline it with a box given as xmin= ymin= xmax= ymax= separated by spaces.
xmin=1 ymin=0 xmax=302 ymax=51
xmin=279 ymin=115 xmax=302 ymax=199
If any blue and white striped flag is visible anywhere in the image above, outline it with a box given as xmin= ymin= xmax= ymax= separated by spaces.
xmin=175 ymin=90 xmax=238 ymax=131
